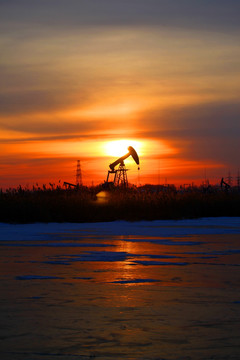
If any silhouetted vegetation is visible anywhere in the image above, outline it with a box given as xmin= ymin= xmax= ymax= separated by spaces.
xmin=0 ymin=183 xmax=240 ymax=223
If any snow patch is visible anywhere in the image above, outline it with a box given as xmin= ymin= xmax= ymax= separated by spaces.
xmin=1 ymin=217 xmax=240 ymax=241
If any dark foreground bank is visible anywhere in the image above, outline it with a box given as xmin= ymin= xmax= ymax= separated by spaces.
xmin=1 ymin=185 xmax=240 ymax=223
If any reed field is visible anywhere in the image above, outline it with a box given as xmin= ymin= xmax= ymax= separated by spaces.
xmin=0 ymin=184 xmax=240 ymax=223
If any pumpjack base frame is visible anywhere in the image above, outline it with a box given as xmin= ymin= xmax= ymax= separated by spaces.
xmin=106 ymin=164 xmax=128 ymax=187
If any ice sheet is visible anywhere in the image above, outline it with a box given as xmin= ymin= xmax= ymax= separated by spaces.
xmin=1 ymin=217 xmax=240 ymax=359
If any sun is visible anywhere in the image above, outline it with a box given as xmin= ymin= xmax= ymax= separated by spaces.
xmin=104 ymin=139 xmax=142 ymax=158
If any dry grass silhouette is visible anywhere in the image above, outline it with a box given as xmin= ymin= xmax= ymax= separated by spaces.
xmin=0 ymin=184 xmax=239 ymax=223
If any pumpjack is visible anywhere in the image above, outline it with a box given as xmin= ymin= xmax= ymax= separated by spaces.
xmin=106 ymin=146 xmax=140 ymax=187
xmin=220 ymin=177 xmax=231 ymax=191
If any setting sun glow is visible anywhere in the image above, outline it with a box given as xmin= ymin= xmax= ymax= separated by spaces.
xmin=104 ymin=140 xmax=143 ymax=158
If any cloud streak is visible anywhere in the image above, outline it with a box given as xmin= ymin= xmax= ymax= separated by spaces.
xmin=1 ymin=0 xmax=240 ymax=33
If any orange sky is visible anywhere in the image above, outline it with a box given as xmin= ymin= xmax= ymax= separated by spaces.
xmin=0 ymin=1 xmax=240 ymax=189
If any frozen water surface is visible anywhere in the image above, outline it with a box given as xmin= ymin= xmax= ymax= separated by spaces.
xmin=0 ymin=217 xmax=240 ymax=359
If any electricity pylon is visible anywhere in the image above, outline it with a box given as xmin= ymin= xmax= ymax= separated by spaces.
xmin=76 ymin=160 xmax=82 ymax=186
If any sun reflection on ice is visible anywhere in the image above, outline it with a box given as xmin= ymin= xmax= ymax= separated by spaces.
xmin=96 ymin=190 xmax=110 ymax=204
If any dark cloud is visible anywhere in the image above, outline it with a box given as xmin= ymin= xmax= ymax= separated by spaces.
xmin=0 ymin=90 xmax=70 ymax=115
xmin=0 ymin=113 xmax=134 ymax=137
xmin=0 ymin=63 xmax=91 ymax=115
xmin=0 ymin=155 xmax=99 ymax=167
xmin=141 ymin=102 xmax=240 ymax=137
xmin=0 ymin=118 xmax=100 ymax=135
xmin=0 ymin=0 xmax=240 ymax=34
xmin=138 ymin=101 xmax=240 ymax=167
xmin=0 ymin=133 xmax=120 ymax=144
